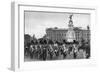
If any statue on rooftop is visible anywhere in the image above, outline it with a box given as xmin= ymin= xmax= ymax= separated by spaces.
xmin=69 ymin=14 xmax=73 ymax=20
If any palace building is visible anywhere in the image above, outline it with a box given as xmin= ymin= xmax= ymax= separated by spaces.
xmin=46 ymin=15 xmax=90 ymax=43
xmin=46 ymin=28 xmax=68 ymax=42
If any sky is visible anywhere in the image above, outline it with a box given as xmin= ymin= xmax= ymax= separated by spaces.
xmin=25 ymin=11 xmax=90 ymax=39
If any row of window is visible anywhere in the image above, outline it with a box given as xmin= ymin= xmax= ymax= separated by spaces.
xmin=47 ymin=33 xmax=66 ymax=37
xmin=47 ymin=31 xmax=90 ymax=41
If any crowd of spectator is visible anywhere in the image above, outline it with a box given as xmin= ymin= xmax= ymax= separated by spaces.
xmin=24 ymin=39 xmax=90 ymax=61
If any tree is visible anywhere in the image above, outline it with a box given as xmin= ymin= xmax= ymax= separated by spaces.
xmin=24 ymin=34 xmax=31 ymax=46
xmin=73 ymin=40 xmax=79 ymax=44
xmin=43 ymin=39 xmax=48 ymax=44
xmin=63 ymin=39 xmax=66 ymax=44
xmin=48 ymin=39 xmax=54 ymax=45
